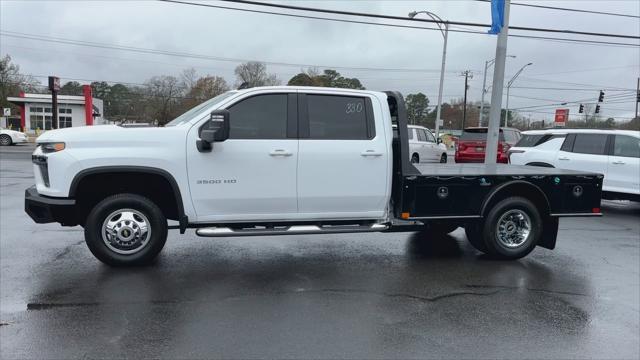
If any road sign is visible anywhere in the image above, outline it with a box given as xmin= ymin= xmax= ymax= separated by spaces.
xmin=437 ymin=119 xmax=444 ymax=127
xmin=554 ymin=108 xmax=569 ymax=127
xmin=3 ymin=108 xmax=10 ymax=116
xmin=48 ymin=76 xmax=60 ymax=91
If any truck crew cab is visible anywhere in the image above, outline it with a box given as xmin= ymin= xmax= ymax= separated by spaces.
xmin=25 ymin=87 xmax=603 ymax=266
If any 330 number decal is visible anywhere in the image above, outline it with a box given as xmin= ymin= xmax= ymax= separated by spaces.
xmin=346 ymin=102 xmax=363 ymax=114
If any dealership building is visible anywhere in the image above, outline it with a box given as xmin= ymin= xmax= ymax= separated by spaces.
xmin=5 ymin=85 xmax=104 ymax=134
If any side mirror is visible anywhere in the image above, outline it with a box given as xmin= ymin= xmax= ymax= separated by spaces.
xmin=197 ymin=110 xmax=230 ymax=152
xmin=437 ymin=138 xmax=443 ymax=144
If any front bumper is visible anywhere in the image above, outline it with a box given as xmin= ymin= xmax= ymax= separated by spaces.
xmin=24 ymin=186 xmax=77 ymax=225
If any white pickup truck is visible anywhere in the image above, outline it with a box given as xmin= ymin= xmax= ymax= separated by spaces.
xmin=25 ymin=87 xmax=603 ymax=266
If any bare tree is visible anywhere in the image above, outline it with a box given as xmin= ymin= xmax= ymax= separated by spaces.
xmin=144 ymin=75 xmax=185 ymax=125
xmin=181 ymin=67 xmax=198 ymax=94
xmin=234 ymin=61 xmax=280 ymax=88
xmin=0 ymin=55 xmax=39 ymax=111
xmin=184 ymin=75 xmax=230 ymax=108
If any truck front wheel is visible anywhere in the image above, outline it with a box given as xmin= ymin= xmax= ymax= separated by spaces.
xmin=84 ymin=193 xmax=168 ymax=266
xmin=482 ymin=197 xmax=542 ymax=260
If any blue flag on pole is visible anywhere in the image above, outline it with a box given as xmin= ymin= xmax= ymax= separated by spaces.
xmin=488 ymin=0 xmax=505 ymax=34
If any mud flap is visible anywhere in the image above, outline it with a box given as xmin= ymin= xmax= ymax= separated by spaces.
xmin=538 ymin=216 xmax=559 ymax=250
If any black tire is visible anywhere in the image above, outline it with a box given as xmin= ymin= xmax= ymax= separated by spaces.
xmin=84 ymin=193 xmax=167 ymax=266
xmin=428 ymin=221 xmax=459 ymax=235
xmin=482 ymin=197 xmax=542 ymax=260
xmin=0 ymin=134 xmax=12 ymax=146
xmin=440 ymin=153 xmax=447 ymax=163
xmin=465 ymin=221 xmax=488 ymax=253
xmin=411 ymin=154 xmax=420 ymax=164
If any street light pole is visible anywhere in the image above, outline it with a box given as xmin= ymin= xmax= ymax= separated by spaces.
xmin=480 ymin=55 xmax=515 ymax=126
xmin=409 ymin=10 xmax=447 ymax=139
xmin=479 ymin=60 xmax=492 ymax=127
xmin=505 ymin=62 xmax=533 ymax=127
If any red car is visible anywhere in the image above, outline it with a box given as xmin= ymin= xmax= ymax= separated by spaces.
xmin=455 ymin=127 xmax=521 ymax=163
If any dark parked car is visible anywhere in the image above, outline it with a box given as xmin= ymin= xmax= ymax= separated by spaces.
xmin=455 ymin=127 xmax=521 ymax=163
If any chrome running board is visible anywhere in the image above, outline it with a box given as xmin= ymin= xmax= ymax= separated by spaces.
xmin=195 ymin=223 xmax=388 ymax=237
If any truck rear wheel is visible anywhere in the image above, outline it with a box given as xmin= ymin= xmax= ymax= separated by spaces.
xmin=84 ymin=193 xmax=167 ymax=266
xmin=482 ymin=197 xmax=542 ymax=259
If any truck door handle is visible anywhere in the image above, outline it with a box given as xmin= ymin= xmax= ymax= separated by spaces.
xmin=269 ymin=149 xmax=292 ymax=157
xmin=558 ymin=157 xmax=570 ymax=161
xmin=612 ymin=161 xmax=625 ymax=165
xmin=361 ymin=150 xmax=383 ymax=157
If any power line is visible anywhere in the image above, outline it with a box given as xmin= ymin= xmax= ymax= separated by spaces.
xmin=475 ymin=0 xmax=640 ymax=19
xmin=155 ymin=0 xmax=640 ymax=48
xmin=527 ymin=65 xmax=639 ymax=77
xmin=509 ymin=86 xmax=635 ymax=91
xmin=206 ymin=0 xmax=640 ymax=40
xmin=517 ymin=109 xmax=636 ymax=120
xmin=0 ymin=31 xmax=465 ymax=73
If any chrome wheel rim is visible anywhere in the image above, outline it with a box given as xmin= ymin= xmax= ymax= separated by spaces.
xmin=0 ymin=136 xmax=10 ymax=145
xmin=101 ymin=209 xmax=151 ymax=255
xmin=496 ymin=209 xmax=531 ymax=248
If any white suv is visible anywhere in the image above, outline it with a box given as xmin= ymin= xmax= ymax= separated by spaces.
xmin=408 ymin=125 xmax=448 ymax=163
xmin=510 ymin=129 xmax=640 ymax=201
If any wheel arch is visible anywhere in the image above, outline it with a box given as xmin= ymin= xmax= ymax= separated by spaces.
xmin=480 ymin=180 xmax=557 ymax=250
xmin=69 ymin=166 xmax=187 ymax=231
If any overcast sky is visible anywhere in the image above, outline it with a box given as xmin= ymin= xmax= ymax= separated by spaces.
xmin=1 ymin=0 xmax=639 ymax=122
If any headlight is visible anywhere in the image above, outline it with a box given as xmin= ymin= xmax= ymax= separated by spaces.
xmin=39 ymin=142 xmax=66 ymax=153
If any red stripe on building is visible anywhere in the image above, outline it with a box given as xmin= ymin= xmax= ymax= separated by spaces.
xmin=83 ymin=85 xmax=93 ymax=126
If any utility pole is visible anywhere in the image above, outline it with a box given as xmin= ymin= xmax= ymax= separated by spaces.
xmin=485 ymin=0 xmax=510 ymax=165
xmin=461 ymin=70 xmax=473 ymax=130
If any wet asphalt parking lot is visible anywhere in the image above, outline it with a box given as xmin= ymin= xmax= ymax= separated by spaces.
xmin=1 ymin=144 xmax=639 ymax=359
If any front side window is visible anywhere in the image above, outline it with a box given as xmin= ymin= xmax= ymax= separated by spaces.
xmin=228 ymin=94 xmax=287 ymax=139
xmin=571 ymin=134 xmax=608 ymax=155
xmin=307 ymin=95 xmax=371 ymax=140
xmin=425 ymin=130 xmax=436 ymax=143
xmin=407 ymin=128 xmax=414 ymax=140
xmin=613 ymin=135 xmax=640 ymax=158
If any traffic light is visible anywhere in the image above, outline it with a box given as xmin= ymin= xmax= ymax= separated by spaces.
xmin=595 ymin=105 xmax=601 ymax=114
xmin=579 ymin=104 xmax=584 ymax=113
xmin=598 ymin=90 xmax=605 ymax=102
xmin=637 ymin=90 xmax=640 ymax=102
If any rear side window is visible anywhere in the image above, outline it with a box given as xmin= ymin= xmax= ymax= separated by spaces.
xmin=613 ymin=135 xmax=640 ymax=158
xmin=228 ymin=94 xmax=288 ymax=139
xmin=307 ymin=95 xmax=373 ymax=140
xmin=571 ymin=134 xmax=608 ymax=155
xmin=516 ymin=134 xmax=565 ymax=147
xmin=516 ymin=134 xmax=543 ymax=147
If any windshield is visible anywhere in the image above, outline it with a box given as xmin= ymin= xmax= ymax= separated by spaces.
xmin=165 ymin=91 xmax=237 ymax=127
